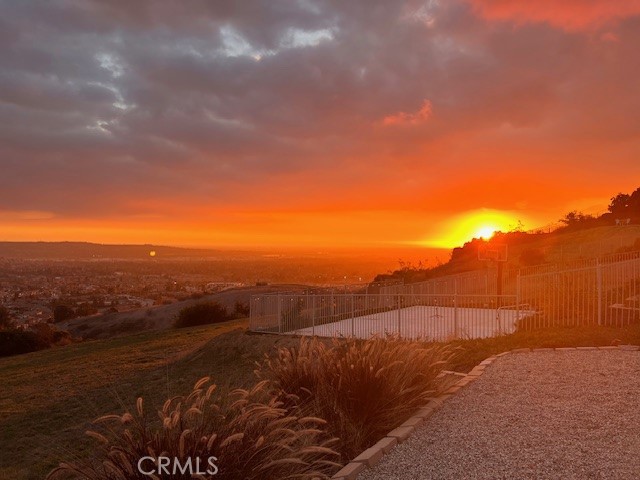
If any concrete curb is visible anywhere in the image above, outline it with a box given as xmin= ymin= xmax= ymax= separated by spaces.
xmin=330 ymin=354 xmax=501 ymax=479
xmin=332 ymin=344 xmax=640 ymax=480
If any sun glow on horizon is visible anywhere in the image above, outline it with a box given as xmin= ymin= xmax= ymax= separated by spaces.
xmin=421 ymin=209 xmax=527 ymax=249
xmin=473 ymin=225 xmax=499 ymax=240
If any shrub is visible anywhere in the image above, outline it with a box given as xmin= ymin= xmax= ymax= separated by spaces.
xmin=0 ymin=329 xmax=50 ymax=357
xmin=281 ymin=300 xmax=307 ymax=330
xmin=175 ymin=302 xmax=231 ymax=329
xmin=0 ymin=323 xmax=73 ymax=357
xmin=53 ymin=305 xmax=76 ymax=323
xmin=47 ymin=377 xmax=340 ymax=480
xmin=259 ymin=336 xmax=453 ymax=458
xmin=233 ymin=301 xmax=250 ymax=318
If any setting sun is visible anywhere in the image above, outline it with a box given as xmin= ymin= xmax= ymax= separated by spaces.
xmin=473 ymin=225 xmax=499 ymax=240
xmin=422 ymin=209 xmax=524 ymax=248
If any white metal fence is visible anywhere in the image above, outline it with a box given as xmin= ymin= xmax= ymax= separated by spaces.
xmin=250 ymin=293 xmax=533 ymax=341
xmin=250 ymin=251 xmax=640 ymax=340
xmin=379 ymin=268 xmax=518 ymax=296
xmin=519 ymin=254 xmax=640 ymax=328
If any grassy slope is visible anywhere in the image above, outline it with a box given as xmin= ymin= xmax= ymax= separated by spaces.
xmin=0 ymin=319 xmax=300 ymax=480
xmin=510 ymin=225 xmax=640 ymax=263
xmin=423 ymin=225 xmax=640 ymax=277
xmin=3 ymin=320 xmax=640 ymax=479
xmin=59 ymin=284 xmax=309 ymax=340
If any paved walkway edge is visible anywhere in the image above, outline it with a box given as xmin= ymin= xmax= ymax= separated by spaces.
xmin=330 ymin=344 xmax=640 ymax=480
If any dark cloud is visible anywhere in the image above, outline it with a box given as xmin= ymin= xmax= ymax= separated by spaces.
xmin=0 ymin=0 xmax=639 ymax=224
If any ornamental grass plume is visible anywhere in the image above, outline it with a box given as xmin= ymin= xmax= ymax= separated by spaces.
xmin=47 ymin=377 xmax=340 ymax=480
xmin=259 ymin=335 xmax=453 ymax=458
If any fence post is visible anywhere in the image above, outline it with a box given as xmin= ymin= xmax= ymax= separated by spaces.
xmin=277 ymin=295 xmax=282 ymax=334
xmin=330 ymin=291 xmax=334 ymax=317
xmin=597 ymin=261 xmax=603 ymax=325
xmin=453 ymin=294 xmax=459 ymax=339
xmin=312 ymin=295 xmax=315 ymax=336
xmin=397 ymin=293 xmax=401 ymax=337
xmin=516 ymin=271 xmax=521 ymax=333
xmin=351 ymin=294 xmax=355 ymax=337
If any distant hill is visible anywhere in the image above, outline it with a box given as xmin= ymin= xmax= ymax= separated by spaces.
xmin=0 ymin=241 xmax=225 ymax=259
xmin=374 ymin=224 xmax=640 ymax=285
xmin=375 ymin=185 xmax=640 ymax=285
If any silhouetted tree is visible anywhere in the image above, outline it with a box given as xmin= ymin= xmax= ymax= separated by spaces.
xmin=559 ymin=211 xmax=594 ymax=227
xmin=608 ymin=187 xmax=640 ymax=219
xmin=608 ymin=193 xmax=631 ymax=215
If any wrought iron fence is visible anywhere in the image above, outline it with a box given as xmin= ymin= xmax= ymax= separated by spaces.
xmin=519 ymin=255 xmax=640 ymax=328
xmin=250 ymin=251 xmax=640 ymax=339
xmin=250 ymin=293 xmax=529 ymax=341
xmin=379 ymin=268 xmax=517 ymax=296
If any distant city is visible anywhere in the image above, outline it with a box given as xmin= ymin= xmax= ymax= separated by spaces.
xmin=0 ymin=242 xmax=436 ymax=327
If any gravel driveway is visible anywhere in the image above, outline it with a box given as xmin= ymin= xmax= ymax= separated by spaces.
xmin=360 ymin=350 xmax=640 ymax=480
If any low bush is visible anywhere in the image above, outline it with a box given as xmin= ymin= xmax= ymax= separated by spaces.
xmin=53 ymin=305 xmax=76 ymax=323
xmin=259 ymin=336 xmax=453 ymax=459
xmin=0 ymin=323 xmax=72 ymax=357
xmin=233 ymin=301 xmax=250 ymax=318
xmin=174 ymin=302 xmax=231 ymax=328
xmin=0 ymin=329 xmax=50 ymax=357
xmin=47 ymin=377 xmax=340 ymax=480
xmin=46 ymin=335 xmax=454 ymax=477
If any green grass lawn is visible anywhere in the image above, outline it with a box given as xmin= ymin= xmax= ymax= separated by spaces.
xmin=2 ymin=321 xmax=640 ymax=479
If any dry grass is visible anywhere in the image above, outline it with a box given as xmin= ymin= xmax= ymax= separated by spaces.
xmin=259 ymin=336 xmax=454 ymax=459
xmin=0 ymin=322 xmax=301 ymax=480
xmin=446 ymin=324 xmax=640 ymax=372
xmin=6 ymin=322 xmax=640 ymax=479
xmin=47 ymin=378 xmax=340 ymax=480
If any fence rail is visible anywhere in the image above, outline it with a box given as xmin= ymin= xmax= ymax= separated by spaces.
xmin=250 ymin=293 xmax=529 ymax=341
xmin=250 ymin=251 xmax=640 ymax=341
xmin=518 ymin=250 xmax=640 ymax=276
xmin=379 ymin=267 xmax=518 ymax=297
xmin=519 ymin=255 xmax=640 ymax=328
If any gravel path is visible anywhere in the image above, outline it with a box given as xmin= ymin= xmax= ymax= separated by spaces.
xmin=360 ymin=350 xmax=640 ymax=480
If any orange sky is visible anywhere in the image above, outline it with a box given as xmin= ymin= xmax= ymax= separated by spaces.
xmin=1 ymin=1 xmax=639 ymax=251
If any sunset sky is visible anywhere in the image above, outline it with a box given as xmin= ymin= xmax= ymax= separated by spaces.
xmin=1 ymin=0 xmax=639 ymax=250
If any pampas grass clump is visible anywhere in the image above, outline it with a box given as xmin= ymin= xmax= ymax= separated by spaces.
xmin=47 ymin=377 xmax=339 ymax=480
xmin=260 ymin=336 xmax=453 ymax=458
